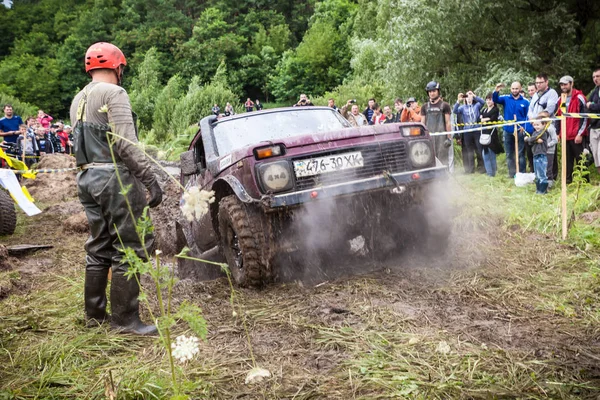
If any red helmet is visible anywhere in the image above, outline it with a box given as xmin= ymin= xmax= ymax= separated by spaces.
xmin=84 ymin=42 xmax=127 ymax=73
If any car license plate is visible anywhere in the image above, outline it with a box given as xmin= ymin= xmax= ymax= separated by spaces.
xmin=293 ymin=151 xmax=364 ymax=178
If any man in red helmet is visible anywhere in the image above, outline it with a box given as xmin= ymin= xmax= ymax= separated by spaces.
xmin=70 ymin=42 xmax=162 ymax=335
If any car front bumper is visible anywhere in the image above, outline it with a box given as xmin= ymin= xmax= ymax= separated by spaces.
xmin=261 ymin=165 xmax=448 ymax=209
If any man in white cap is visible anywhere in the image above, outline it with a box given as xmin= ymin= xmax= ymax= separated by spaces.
xmin=556 ymin=75 xmax=590 ymax=183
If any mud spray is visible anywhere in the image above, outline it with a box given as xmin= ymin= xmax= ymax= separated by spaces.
xmin=277 ymin=177 xmax=487 ymax=285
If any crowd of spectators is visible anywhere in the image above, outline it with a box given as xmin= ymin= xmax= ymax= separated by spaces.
xmin=314 ymin=68 xmax=600 ymax=191
xmin=0 ymin=105 xmax=73 ymax=167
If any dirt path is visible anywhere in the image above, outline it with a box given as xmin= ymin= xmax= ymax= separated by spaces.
xmin=1 ymin=154 xmax=599 ymax=399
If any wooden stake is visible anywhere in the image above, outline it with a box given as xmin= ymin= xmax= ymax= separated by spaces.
xmin=561 ymin=94 xmax=568 ymax=240
xmin=514 ymin=114 xmax=519 ymax=174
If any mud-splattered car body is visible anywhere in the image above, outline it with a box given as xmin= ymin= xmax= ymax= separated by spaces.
xmin=177 ymin=107 xmax=448 ymax=286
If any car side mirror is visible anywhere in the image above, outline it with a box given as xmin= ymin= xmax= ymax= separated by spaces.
xmin=180 ymin=150 xmax=198 ymax=176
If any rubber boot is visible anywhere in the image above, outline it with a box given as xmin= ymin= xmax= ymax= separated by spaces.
xmin=110 ymin=269 xmax=158 ymax=336
xmin=84 ymin=269 xmax=110 ymax=327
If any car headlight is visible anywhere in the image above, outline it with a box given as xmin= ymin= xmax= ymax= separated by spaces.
xmin=258 ymin=161 xmax=294 ymax=193
xmin=409 ymin=141 xmax=432 ymax=168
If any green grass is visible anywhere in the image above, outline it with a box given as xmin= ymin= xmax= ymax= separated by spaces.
xmin=2 ymin=159 xmax=600 ymax=398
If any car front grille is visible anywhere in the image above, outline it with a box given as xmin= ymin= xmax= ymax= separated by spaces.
xmin=292 ymin=141 xmax=409 ymax=191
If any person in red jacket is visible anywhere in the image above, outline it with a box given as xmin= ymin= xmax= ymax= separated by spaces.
xmin=556 ymin=75 xmax=590 ymax=183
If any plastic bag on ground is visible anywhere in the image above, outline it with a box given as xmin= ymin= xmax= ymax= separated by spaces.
xmin=514 ymin=172 xmax=535 ymax=187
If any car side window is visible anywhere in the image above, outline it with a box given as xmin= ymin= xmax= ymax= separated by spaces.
xmin=194 ymin=137 xmax=207 ymax=170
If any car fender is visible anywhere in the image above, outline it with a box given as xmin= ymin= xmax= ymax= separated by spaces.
xmin=213 ymin=175 xmax=255 ymax=204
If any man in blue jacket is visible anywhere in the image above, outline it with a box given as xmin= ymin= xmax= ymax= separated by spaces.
xmin=493 ymin=82 xmax=530 ymax=177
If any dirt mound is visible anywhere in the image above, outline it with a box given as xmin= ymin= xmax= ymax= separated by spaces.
xmin=63 ymin=211 xmax=89 ymax=233
xmin=150 ymin=162 xmax=182 ymax=256
xmin=25 ymin=154 xmax=78 ymax=204
xmin=45 ymin=200 xmax=84 ymax=216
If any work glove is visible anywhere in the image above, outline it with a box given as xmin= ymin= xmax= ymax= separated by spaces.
xmin=148 ymin=180 xmax=163 ymax=208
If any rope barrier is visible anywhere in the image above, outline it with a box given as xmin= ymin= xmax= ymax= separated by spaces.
xmin=453 ymin=119 xmax=515 ymax=127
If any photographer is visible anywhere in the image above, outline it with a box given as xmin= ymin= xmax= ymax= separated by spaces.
xmin=293 ymin=93 xmax=314 ymax=107
xmin=37 ymin=109 xmax=54 ymax=129
xmin=341 ymin=99 xmax=367 ymax=127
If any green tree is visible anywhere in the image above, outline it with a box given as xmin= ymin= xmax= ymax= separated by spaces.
xmin=129 ymin=48 xmax=163 ymax=131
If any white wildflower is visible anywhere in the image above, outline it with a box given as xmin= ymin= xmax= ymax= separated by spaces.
xmin=157 ymin=150 xmax=166 ymax=160
xmin=98 ymin=104 xmax=109 ymax=113
xmin=245 ymin=367 xmax=271 ymax=384
xmin=181 ymin=187 xmax=215 ymax=222
xmin=171 ymin=335 xmax=200 ymax=363
xmin=435 ymin=341 xmax=451 ymax=354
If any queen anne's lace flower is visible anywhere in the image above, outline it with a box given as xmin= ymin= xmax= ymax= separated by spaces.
xmin=98 ymin=104 xmax=109 ymax=113
xmin=171 ymin=335 xmax=200 ymax=363
xmin=245 ymin=367 xmax=271 ymax=384
xmin=181 ymin=187 xmax=215 ymax=222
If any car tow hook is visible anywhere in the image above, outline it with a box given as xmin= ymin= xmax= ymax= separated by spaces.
xmin=383 ymin=170 xmax=406 ymax=195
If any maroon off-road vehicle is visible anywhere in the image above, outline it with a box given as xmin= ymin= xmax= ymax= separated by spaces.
xmin=176 ymin=106 xmax=449 ymax=287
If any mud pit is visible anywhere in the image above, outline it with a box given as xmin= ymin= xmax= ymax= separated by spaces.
xmin=1 ymin=154 xmax=599 ymax=398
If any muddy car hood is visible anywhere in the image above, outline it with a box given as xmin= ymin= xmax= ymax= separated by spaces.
xmin=221 ymin=123 xmax=416 ymax=170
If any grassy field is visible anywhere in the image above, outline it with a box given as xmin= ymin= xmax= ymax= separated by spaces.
xmin=1 ymin=156 xmax=600 ymax=399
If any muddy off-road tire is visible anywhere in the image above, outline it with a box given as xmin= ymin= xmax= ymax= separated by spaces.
xmin=0 ymin=189 xmax=17 ymax=236
xmin=218 ymin=195 xmax=273 ymax=288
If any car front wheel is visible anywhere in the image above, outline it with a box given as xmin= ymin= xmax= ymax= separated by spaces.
xmin=217 ymin=195 xmax=272 ymax=288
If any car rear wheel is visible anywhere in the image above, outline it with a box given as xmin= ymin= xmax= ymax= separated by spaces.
xmin=218 ymin=195 xmax=272 ymax=288
xmin=0 ymin=189 xmax=17 ymax=236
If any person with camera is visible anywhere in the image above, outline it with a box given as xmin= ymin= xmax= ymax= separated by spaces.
xmin=400 ymin=98 xmax=421 ymax=122
xmin=70 ymin=42 xmax=163 ymax=335
xmin=341 ymin=99 xmax=367 ymax=127
xmin=37 ymin=109 xmax=54 ymax=130
xmin=0 ymin=104 xmax=24 ymax=145
xmin=293 ymin=93 xmax=314 ymax=107
xmin=453 ymin=90 xmax=485 ymax=174
xmin=421 ymin=81 xmax=453 ymax=167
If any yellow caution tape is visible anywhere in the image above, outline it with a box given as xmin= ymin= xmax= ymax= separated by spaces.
xmin=561 ymin=112 xmax=600 ymax=119
xmin=0 ymin=147 xmax=37 ymax=179
xmin=12 ymin=167 xmax=78 ymax=174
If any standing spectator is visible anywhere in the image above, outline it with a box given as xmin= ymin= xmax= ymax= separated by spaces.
xmin=0 ymin=104 xmax=24 ymax=144
xmin=16 ymin=124 xmax=39 ymax=168
xmin=363 ymin=98 xmax=376 ymax=125
xmin=453 ymin=91 xmax=485 ymax=174
xmin=383 ymin=105 xmax=395 ymax=124
xmin=293 ymin=93 xmax=313 ymax=107
xmin=37 ymin=109 xmax=53 ymax=129
xmin=56 ymin=122 xmax=72 ymax=154
xmin=421 ymin=81 xmax=452 ymax=166
xmin=534 ymin=111 xmax=558 ymax=184
xmin=527 ymin=73 xmax=559 ymax=173
xmin=586 ymin=68 xmax=600 ymax=174
xmin=327 ymin=98 xmax=339 ymax=113
xmin=224 ymin=102 xmax=234 ymax=116
xmin=527 ymin=83 xmax=537 ymax=100
xmin=556 ymin=75 xmax=589 ymax=184
xmin=525 ymin=113 xmax=550 ymax=194
xmin=341 ymin=100 xmax=367 ymax=127
xmin=493 ymin=82 xmax=530 ymax=177
xmin=479 ymin=93 xmax=504 ymax=177
xmin=256 ymin=99 xmax=263 ymax=111
xmin=401 ymin=98 xmax=422 ymax=122
xmin=392 ymin=98 xmax=404 ymax=122
xmin=371 ymin=104 xmax=386 ymax=125
xmin=244 ymin=98 xmax=254 ymax=112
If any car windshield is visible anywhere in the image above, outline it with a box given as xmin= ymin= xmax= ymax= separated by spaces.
xmin=213 ymin=108 xmax=351 ymax=155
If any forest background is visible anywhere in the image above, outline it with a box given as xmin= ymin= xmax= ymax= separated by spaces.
xmin=1 ymin=0 xmax=599 ymax=157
